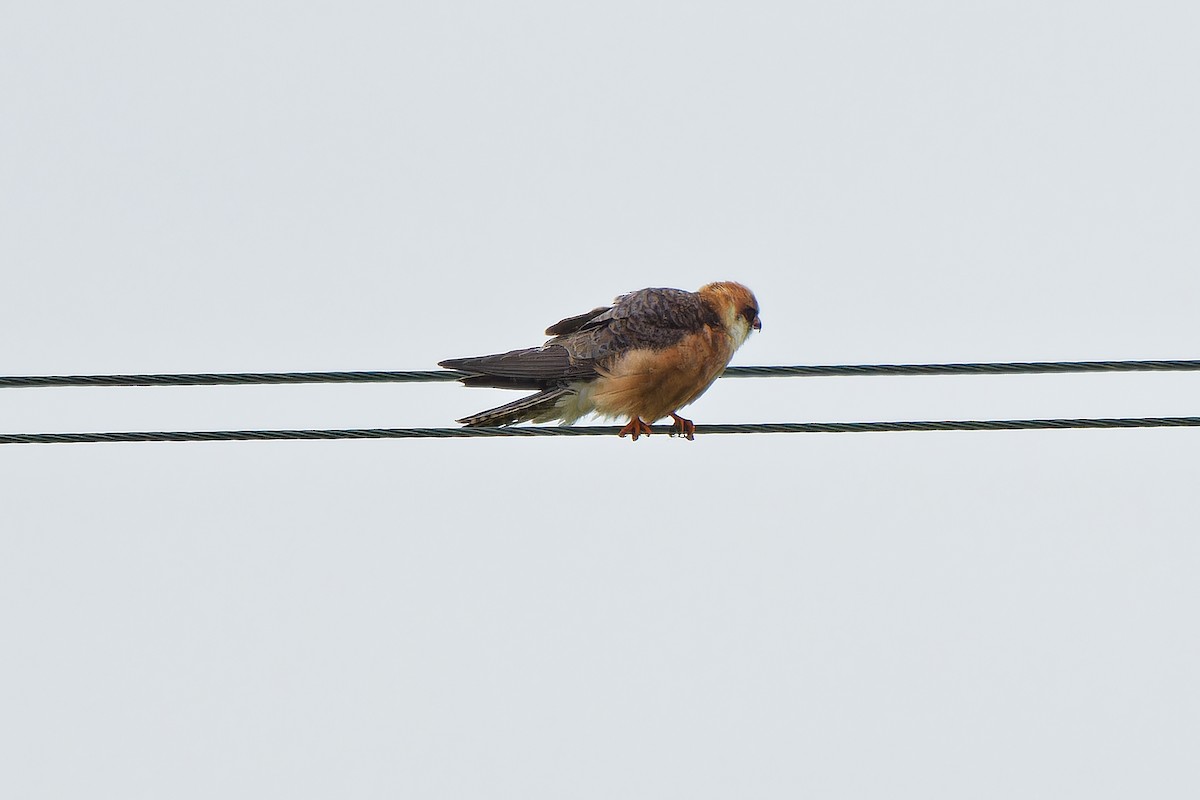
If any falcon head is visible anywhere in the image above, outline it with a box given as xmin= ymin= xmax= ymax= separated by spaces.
xmin=699 ymin=281 xmax=762 ymax=348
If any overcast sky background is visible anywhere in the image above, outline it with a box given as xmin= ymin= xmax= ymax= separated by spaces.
xmin=3 ymin=2 xmax=1199 ymax=797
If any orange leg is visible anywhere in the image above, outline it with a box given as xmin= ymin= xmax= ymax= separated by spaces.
xmin=618 ymin=417 xmax=654 ymax=441
xmin=668 ymin=412 xmax=696 ymax=440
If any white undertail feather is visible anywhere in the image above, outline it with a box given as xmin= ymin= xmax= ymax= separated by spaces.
xmin=552 ymin=381 xmax=597 ymax=424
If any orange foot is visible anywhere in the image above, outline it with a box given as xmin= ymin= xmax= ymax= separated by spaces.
xmin=668 ymin=412 xmax=696 ymax=441
xmin=618 ymin=417 xmax=654 ymax=441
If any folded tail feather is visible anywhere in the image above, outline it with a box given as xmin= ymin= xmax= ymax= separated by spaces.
xmin=456 ymin=387 xmax=573 ymax=427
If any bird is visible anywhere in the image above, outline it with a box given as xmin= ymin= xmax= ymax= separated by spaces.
xmin=439 ymin=281 xmax=761 ymax=440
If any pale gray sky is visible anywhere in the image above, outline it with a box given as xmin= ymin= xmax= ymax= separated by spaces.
xmin=2 ymin=2 xmax=1199 ymax=798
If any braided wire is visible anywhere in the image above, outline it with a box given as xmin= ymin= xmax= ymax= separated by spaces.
xmin=721 ymin=360 xmax=1200 ymax=378
xmin=4 ymin=417 xmax=1199 ymax=445
xmin=0 ymin=370 xmax=462 ymax=388
xmin=3 ymin=360 xmax=1200 ymax=388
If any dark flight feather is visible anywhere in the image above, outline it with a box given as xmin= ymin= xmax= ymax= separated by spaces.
xmin=544 ymin=306 xmax=611 ymax=336
xmin=439 ymin=346 xmax=587 ymax=382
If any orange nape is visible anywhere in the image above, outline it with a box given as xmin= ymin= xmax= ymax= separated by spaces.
xmin=617 ymin=417 xmax=654 ymax=441
xmin=668 ymin=412 xmax=696 ymax=440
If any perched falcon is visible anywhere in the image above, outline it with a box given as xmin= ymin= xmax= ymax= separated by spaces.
xmin=439 ymin=281 xmax=761 ymax=440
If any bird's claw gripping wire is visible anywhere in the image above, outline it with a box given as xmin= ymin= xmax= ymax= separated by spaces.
xmin=668 ymin=412 xmax=696 ymax=440
xmin=618 ymin=417 xmax=654 ymax=441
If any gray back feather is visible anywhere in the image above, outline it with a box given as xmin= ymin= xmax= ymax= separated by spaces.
xmin=440 ymin=287 xmax=721 ymax=388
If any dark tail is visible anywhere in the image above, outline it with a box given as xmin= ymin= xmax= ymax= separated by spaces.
xmin=456 ymin=387 xmax=572 ymax=427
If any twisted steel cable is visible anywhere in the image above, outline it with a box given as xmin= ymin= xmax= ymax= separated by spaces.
xmin=4 ymin=417 xmax=1200 ymax=445
xmin=5 ymin=360 xmax=1197 ymax=444
xmin=3 ymin=360 xmax=1200 ymax=388
xmin=0 ymin=370 xmax=460 ymax=388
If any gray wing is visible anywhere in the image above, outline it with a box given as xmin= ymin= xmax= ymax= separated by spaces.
xmin=439 ymin=346 xmax=592 ymax=389
xmin=548 ymin=287 xmax=720 ymax=368
xmin=440 ymin=287 xmax=719 ymax=388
